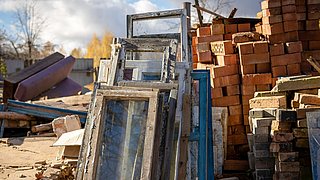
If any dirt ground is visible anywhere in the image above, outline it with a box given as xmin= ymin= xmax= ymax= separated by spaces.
xmin=0 ymin=137 xmax=62 ymax=180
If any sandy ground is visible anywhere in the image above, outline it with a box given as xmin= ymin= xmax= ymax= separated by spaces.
xmin=0 ymin=137 xmax=61 ymax=180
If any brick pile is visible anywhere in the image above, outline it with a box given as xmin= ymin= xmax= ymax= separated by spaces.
xmin=258 ymin=0 xmax=305 ymax=85
xmin=191 ymin=0 xmax=320 ymax=173
xmin=246 ymin=85 xmax=320 ymax=179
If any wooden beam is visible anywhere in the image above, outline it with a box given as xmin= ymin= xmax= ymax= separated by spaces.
xmin=228 ymin=8 xmax=237 ymax=18
xmin=307 ymin=56 xmax=320 ymax=73
xmin=193 ymin=4 xmax=225 ymax=19
xmin=31 ymin=122 xmax=52 ymax=133
xmin=272 ymin=75 xmax=320 ymax=92
xmin=194 ymin=0 xmax=203 ymax=26
xmin=0 ymin=112 xmax=35 ymax=121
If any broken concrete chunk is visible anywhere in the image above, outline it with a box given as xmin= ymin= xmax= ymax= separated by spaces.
xmin=249 ymin=96 xmax=286 ymax=109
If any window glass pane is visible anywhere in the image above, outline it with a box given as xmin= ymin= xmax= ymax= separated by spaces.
xmin=96 ymin=100 xmax=149 ymax=180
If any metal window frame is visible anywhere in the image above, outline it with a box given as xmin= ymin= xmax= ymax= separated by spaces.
xmin=76 ymin=86 xmax=159 ymax=180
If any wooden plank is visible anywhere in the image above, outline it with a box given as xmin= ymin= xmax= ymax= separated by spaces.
xmin=177 ymin=94 xmax=191 ymax=180
xmin=272 ymin=75 xmax=320 ymax=92
xmin=161 ymin=90 xmax=177 ymax=179
xmin=31 ymin=122 xmax=52 ymax=133
xmin=117 ymin=81 xmax=178 ymax=90
xmin=129 ymin=9 xmax=184 ymax=20
xmin=0 ymin=112 xmax=35 ymax=121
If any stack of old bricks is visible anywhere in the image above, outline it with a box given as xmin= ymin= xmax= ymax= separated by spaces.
xmin=192 ymin=22 xmax=254 ymax=169
xmin=237 ymin=41 xmax=273 ymax=126
xmin=298 ymin=0 xmax=320 ymax=73
xmin=246 ymin=82 xmax=320 ymax=179
xmin=258 ymin=0 xmax=304 ymax=85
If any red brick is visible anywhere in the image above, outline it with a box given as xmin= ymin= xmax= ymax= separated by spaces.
xmin=240 ymin=53 xmax=270 ymax=65
xmin=198 ymin=51 xmax=212 ymax=64
xmin=254 ymin=41 xmax=269 ymax=54
xmin=308 ymin=12 xmax=320 ymax=20
xmin=308 ymin=0 xmax=320 ymax=4
xmin=268 ymin=33 xmax=286 ymax=44
xmin=271 ymin=53 xmax=302 ymax=66
xmin=238 ymin=23 xmax=251 ymax=32
xmin=287 ymin=63 xmax=301 ymax=75
xmin=242 ymin=105 xmax=250 ymax=115
xmin=241 ymin=64 xmax=256 ymax=74
xmin=226 ymin=85 xmax=241 ymax=95
xmin=216 ymin=55 xmax=238 ymax=66
xmin=270 ymin=43 xmax=285 ymax=56
xmin=282 ymin=5 xmax=297 ymax=13
xmin=195 ymin=35 xmax=224 ymax=44
xmin=242 ymin=95 xmax=254 ymax=105
xmin=196 ymin=42 xmax=210 ymax=52
xmin=283 ymin=21 xmax=299 ymax=32
xmin=238 ymin=42 xmax=254 ymax=55
xmin=192 ymin=54 xmax=198 ymax=63
xmin=306 ymin=20 xmax=320 ymax=31
xmin=228 ymin=125 xmax=246 ymax=135
xmin=282 ymin=0 xmax=296 ymax=5
xmin=309 ymin=41 xmax=320 ymax=50
xmin=296 ymin=5 xmax=306 ymax=13
xmin=244 ymin=115 xmax=250 ymax=126
xmin=272 ymin=66 xmax=287 ymax=77
xmin=227 ymin=134 xmax=247 ymax=145
xmin=262 ymin=15 xmax=283 ymax=25
xmin=256 ymin=84 xmax=271 ymax=91
xmin=261 ymin=0 xmax=281 ymax=10
xmin=256 ymin=63 xmax=271 ymax=73
xmin=193 ymin=63 xmax=198 ymax=69
xmin=296 ymin=13 xmax=306 ymax=21
xmin=241 ymin=85 xmax=256 ymax=95
xmin=296 ymin=0 xmax=306 ymax=5
xmin=263 ymin=23 xmax=284 ymax=35
xmin=211 ymin=87 xmax=223 ymax=98
xmin=212 ymin=74 xmax=240 ymax=88
xmin=262 ymin=7 xmax=282 ymax=16
xmin=224 ymin=34 xmax=232 ymax=40
xmin=299 ymin=31 xmax=320 ymax=41
xmin=211 ymin=65 xmax=239 ymax=78
xmin=228 ymin=115 xmax=244 ymax=126
xmin=285 ymin=31 xmax=299 ymax=42
xmin=212 ymin=95 xmax=241 ymax=106
xmin=229 ymin=105 xmax=243 ymax=116
xmin=211 ymin=24 xmax=225 ymax=35
xmin=197 ymin=26 xmax=211 ymax=37
xmin=211 ymin=41 xmax=234 ymax=55
xmin=282 ymin=13 xmax=297 ymax=21
xmin=285 ymin=41 xmax=303 ymax=53
xmin=225 ymin=24 xmax=238 ymax=34
xmin=242 ymin=73 xmax=272 ymax=85
xmin=192 ymin=36 xmax=197 ymax=45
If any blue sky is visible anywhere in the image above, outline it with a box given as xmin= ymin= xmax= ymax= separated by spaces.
xmin=0 ymin=0 xmax=260 ymax=53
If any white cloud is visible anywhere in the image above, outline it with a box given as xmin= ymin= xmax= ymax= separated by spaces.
xmin=0 ymin=0 xmax=261 ymax=55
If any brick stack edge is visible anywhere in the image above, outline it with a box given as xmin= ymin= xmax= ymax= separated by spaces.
xmin=191 ymin=0 xmax=320 ymax=174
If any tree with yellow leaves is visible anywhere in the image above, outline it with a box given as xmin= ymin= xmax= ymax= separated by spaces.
xmin=71 ymin=48 xmax=83 ymax=58
xmin=85 ymin=32 xmax=114 ymax=67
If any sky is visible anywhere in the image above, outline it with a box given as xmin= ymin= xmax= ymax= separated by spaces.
xmin=0 ymin=0 xmax=261 ymax=54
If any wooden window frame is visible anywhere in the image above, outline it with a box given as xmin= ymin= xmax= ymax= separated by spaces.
xmin=77 ymin=86 xmax=159 ymax=180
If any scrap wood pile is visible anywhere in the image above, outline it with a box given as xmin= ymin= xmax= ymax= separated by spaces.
xmin=192 ymin=0 xmax=320 ymax=176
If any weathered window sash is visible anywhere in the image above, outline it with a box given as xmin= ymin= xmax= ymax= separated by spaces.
xmin=76 ymin=86 xmax=159 ymax=180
